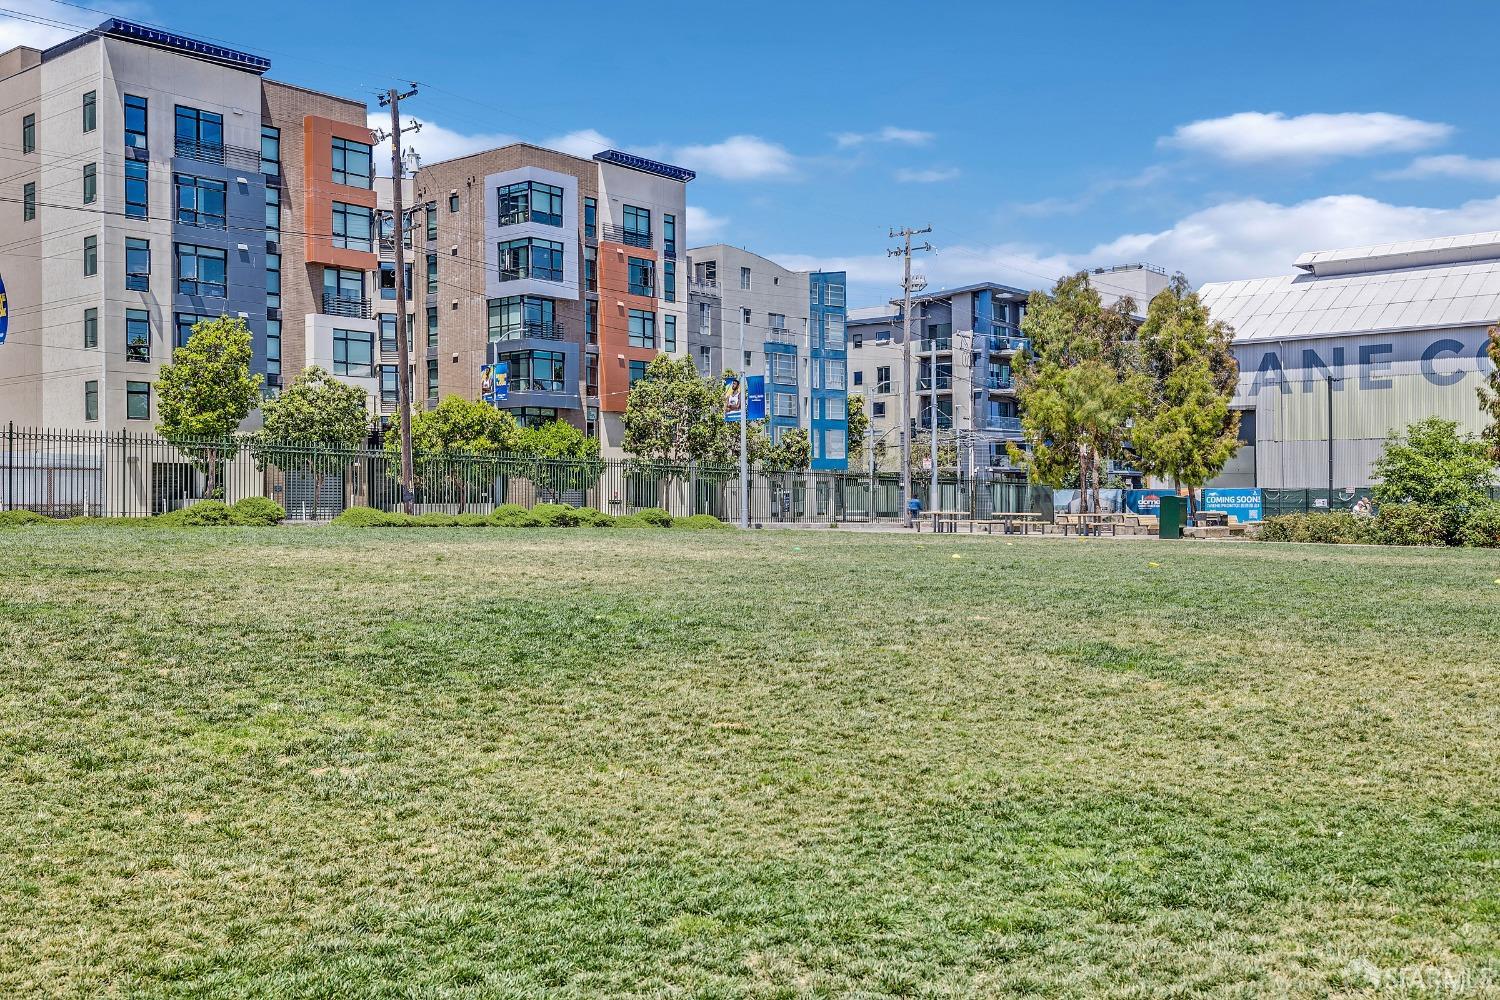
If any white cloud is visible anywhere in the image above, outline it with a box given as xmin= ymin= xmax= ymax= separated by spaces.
xmin=835 ymin=126 xmax=934 ymax=148
xmin=1087 ymin=193 xmax=1500 ymax=284
xmin=675 ymin=135 xmax=796 ymax=181
xmin=367 ymin=118 xmax=617 ymax=172
xmin=1164 ymin=111 xmax=1452 ymax=163
xmin=542 ymin=129 xmax=612 ymax=158
xmin=1 ymin=1 xmax=154 ymax=52
xmin=1385 ymin=154 xmax=1500 ymax=183
xmin=894 ymin=166 xmax=959 ymax=184
xmin=686 ymin=205 xmax=729 ymax=242
xmin=1010 ymin=165 xmax=1172 ymax=217
xmin=774 ymin=244 xmax=1077 ymax=305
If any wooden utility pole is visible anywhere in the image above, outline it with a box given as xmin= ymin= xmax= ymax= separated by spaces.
xmin=375 ymin=85 xmax=421 ymax=514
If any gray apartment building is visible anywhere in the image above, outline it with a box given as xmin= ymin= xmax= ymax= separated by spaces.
xmin=686 ymin=245 xmax=849 ymax=470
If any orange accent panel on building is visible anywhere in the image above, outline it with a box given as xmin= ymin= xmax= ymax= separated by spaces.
xmin=302 ymin=115 xmax=378 ymax=270
xmin=596 ymin=240 xmax=660 ymax=413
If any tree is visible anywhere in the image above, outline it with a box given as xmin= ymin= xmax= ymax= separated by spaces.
xmin=1132 ymin=275 xmax=1241 ymax=509
xmin=622 ymin=355 xmax=727 ymax=505
xmin=385 ymin=396 xmax=521 ymax=512
xmin=515 ymin=419 xmax=604 ymax=499
xmin=1008 ymin=274 xmax=1144 ymax=512
xmin=762 ymin=426 xmax=811 ymax=474
xmin=155 ymin=316 xmax=262 ymax=500
xmin=254 ymin=365 xmax=369 ymax=516
xmin=1372 ymin=417 xmax=1496 ymax=543
xmin=846 ymin=394 xmax=871 ymax=459
xmin=1480 ymin=324 xmax=1500 ymax=464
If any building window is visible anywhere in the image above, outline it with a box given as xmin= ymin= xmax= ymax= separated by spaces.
xmin=125 ymin=308 xmax=150 ymax=362
xmin=628 ymin=359 xmax=649 ymax=385
xmin=586 ymin=354 xmax=599 ymax=396
xmin=332 ymin=202 xmax=373 ymax=252
xmin=623 ymin=205 xmax=651 ymax=243
xmin=770 ymin=353 xmax=796 ymax=385
xmin=265 ymin=187 xmax=280 ymax=236
xmin=124 ymin=94 xmax=147 ymax=151
xmin=174 ymin=174 xmax=227 ymax=229
xmin=125 ymin=161 xmax=148 ymax=218
xmin=22 ymin=113 xmax=35 ymax=153
xmin=126 ymin=381 xmax=150 ymax=420
xmin=426 ymin=306 xmax=438 ymax=349
xmin=84 ymin=380 xmax=98 ymax=421
xmin=174 ymin=106 xmax=223 ymax=153
xmin=825 ymin=428 xmax=846 ymax=461
xmin=823 ymin=358 xmax=846 ymax=389
xmin=333 ymin=328 xmax=374 ymax=377
xmin=82 ymin=91 xmax=96 ymax=133
xmin=488 ymin=295 xmax=557 ymax=340
xmin=740 ymin=266 xmax=751 ymax=290
xmin=125 ymin=238 xmax=150 ymax=291
xmin=379 ymin=313 xmax=396 ymax=352
xmin=699 ymin=260 xmax=717 ymax=284
xmin=873 ymin=401 xmax=886 ymax=419
xmin=498 ymin=181 xmax=564 ymax=227
xmin=324 ymin=267 xmax=365 ymax=305
xmin=664 ymin=314 xmax=677 ymax=352
xmin=628 ymin=309 xmax=656 ymax=349
xmin=379 ymin=365 xmax=397 ymax=407
xmin=495 ymin=349 xmax=566 ymax=393
xmin=260 ymin=125 xmax=280 ymax=177
xmin=825 ymin=283 xmax=845 ymax=306
xmin=83 ymin=235 xmax=97 ymax=275
xmin=83 ymin=308 xmax=98 ymax=349
xmin=664 ymin=260 xmax=676 ymax=302
xmin=825 ymin=396 xmax=847 ymax=420
xmin=698 ymin=301 xmax=711 ymax=334
xmin=266 ymin=319 xmax=281 ymax=376
xmin=426 ymin=253 xmax=437 ymax=294
xmin=825 ymin=312 xmax=845 ymax=349
xmin=175 ymin=313 xmax=207 ymax=349
xmin=83 ymin=163 xmax=96 ymax=204
xmin=876 ymin=366 xmax=891 ymax=394
xmin=331 ymin=136 xmax=372 ymax=188
xmin=176 ymin=243 xmax=227 ymax=297
xmin=425 ymin=202 xmax=437 ymax=241
xmin=744 ymin=350 xmax=752 ymax=368
xmin=628 ymin=257 xmax=655 ymax=297
xmin=498 ymin=237 xmax=564 ymax=282
xmin=22 ymin=182 xmax=35 ymax=221
xmin=584 ymin=246 xmax=597 ymax=291
xmin=853 ymin=370 xmax=863 ymax=386
xmin=774 ymin=393 xmax=797 ymax=418
xmin=266 ymin=252 xmax=281 ymax=309
xmin=585 ymin=299 xmax=597 ymax=344
xmin=663 ymin=213 xmax=676 ymax=258
xmin=427 ymin=358 xmax=438 ymax=400
xmin=769 ymin=313 xmax=786 ymax=331
xmin=584 ymin=197 xmax=597 ymax=239
xmin=448 ymin=192 xmax=459 ymax=213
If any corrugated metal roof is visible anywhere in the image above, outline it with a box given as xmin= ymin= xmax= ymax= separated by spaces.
xmin=1200 ymin=255 xmax=1500 ymax=344
xmin=1292 ymin=229 xmax=1500 ymax=275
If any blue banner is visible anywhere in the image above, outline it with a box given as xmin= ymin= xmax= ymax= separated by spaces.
xmin=1201 ymin=488 xmax=1263 ymax=523
xmin=481 ymin=362 xmax=508 ymax=402
xmin=726 ymin=374 xmax=768 ymax=422
xmin=0 ymin=270 xmax=8 ymax=345
xmin=745 ymin=375 xmax=765 ymax=421
xmin=1124 ymin=489 xmax=1177 ymax=514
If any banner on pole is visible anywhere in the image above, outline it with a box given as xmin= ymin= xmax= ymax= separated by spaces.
xmin=481 ymin=362 xmax=508 ymax=402
xmin=0 ymin=271 xmax=8 ymax=345
xmin=724 ymin=374 xmax=765 ymax=422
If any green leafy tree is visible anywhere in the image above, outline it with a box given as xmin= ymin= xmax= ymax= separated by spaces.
xmin=254 ymin=365 xmax=369 ymax=516
xmin=623 ymin=355 xmax=727 ymax=504
xmin=1009 ymin=274 xmax=1144 ymax=511
xmin=762 ymin=426 xmax=812 ymax=474
xmin=515 ymin=419 xmax=605 ymax=499
xmin=155 ymin=316 xmax=262 ymax=499
xmin=1480 ymin=324 xmax=1500 ymax=464
xmin=385 ymin=396 xmax=522 ymax=512
xmin=1132 ymin=275 xmax=1241 ymax=509
xmin=1372 ymin=417 xmax=1496 ymax=543
xmin=846 ymin=394 xmax=871 ymax=458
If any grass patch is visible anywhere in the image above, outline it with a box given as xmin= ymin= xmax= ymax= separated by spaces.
xmin=1 ymin=530 xmax=1497 ymax=996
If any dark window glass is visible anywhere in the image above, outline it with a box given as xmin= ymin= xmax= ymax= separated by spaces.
xmin=628 ymin=359 xmax=649 ymax=385
xmin=628 ymin=257 xmax=654 ymax=297
xmin=266 ymin=319 xmax=281 ymax=376
xmin=126 ymin=380 xmax=150 ymax=420
xmin=664 ymin=314 xmax=677 ymax=352
xmin=495 ymin=349 xmax=566 ymax=393
xmin=425 ymin=202 xmax=436 ymax=241
xmin=331 ymin=136 xmax=372 ymax=188
xmin=83 ymin=235 xmax=97 ymax=276
xmin=331 ymin=202 xmax=373 ymax=251
xmin=174 ymin=173 xmax=227 ymax=228
xmin=83 ymin=308 xmax=98 ymax=349
xmin=125 ymin=308 xmax=150 ymax=362
xmin=487 ymin=296 xmax=557 ymax=340
xmin=448 ymin=193 xmax=459 ymax=213
xmin=333 ymin=329 xmax=374 ymax=377
xmin=22 ymin=181 xmax=35 ymax=221
xmin=265 ymin=187 xmax=280 ymax=234
xmin=266 ymin=253 xmax=281 ymax=309
xmin=497 ymin=181 xmax=564 ymax=227
xmin=379 ymin=314 xmax=396 ymax=352
xmin=125 ymin=238 xmax=150 ymax=291
xmin=176 ymin=243 xmax=227 ymax=297
xmin=260 ymin=125 xmax=280 ymax=176
xmin=175 ymin=314 xmax=207 ymax=349
xmin=623 ymin=205 xmax=650 ymax=239
xmin=124 ymin=94 xmax=147 ymax=151
xmin=83 ymin=163 xmax=96 ymax=204
xmin=22 ymin=113 xmax=35 ymax=153
xmin=82 ymin=91 xmax=96 ymax=133
xmin=663 ymin=214 xmax=676 ymax=258
xmin=628 ymin=309 xmax=656 ymax=349
xmin=498 ymin=238 xmax=564 ymax=282
xmin=124 ymin=161 xmax=148 ymax=218
xmin=426 ymin=306 xmax=438 ymax=349
xmin=584 ymin=197 xmax=597 ymax=239
xmin=427 ymin=358 xmax=438 ymax=400
xmin=664 ymin=260 xmax=676 ymax=302
xmin=84 ymin=380 xmax=98 ymax=421
xmin=174 ymin=105 xmax=223 ymax=150
xmin=426 ymin=253 xmax=437 ymax=294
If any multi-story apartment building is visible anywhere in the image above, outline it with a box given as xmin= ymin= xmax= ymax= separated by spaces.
xmin=378 ymin=145 xmax=692 ymax=454
xmin=0 ymin=19 xmax=375 ymax=432
xmin=685 ymin=246 xmax=849 ymax=470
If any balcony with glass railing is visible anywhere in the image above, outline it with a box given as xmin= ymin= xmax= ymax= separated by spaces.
xmin=491 ymin=320 xmax=566 ymax=342
xmin=982 ymin=415 xmax=1024 ymax=435
xmin=917 ymin=337 xmax=953 ymax=353
xmin=915 ymin=375 xmax=953 ymax=391
xmin=983 ymin=374 xmax=1015 ymax=391
xmin=981 ymin=333 xmax=1031 ymax=354
xmin=174 ymin=136 xmax=260 ymax=171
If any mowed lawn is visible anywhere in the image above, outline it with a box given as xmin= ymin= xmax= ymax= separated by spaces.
xmin=1 ymin=528 xmax=1497 ymax=998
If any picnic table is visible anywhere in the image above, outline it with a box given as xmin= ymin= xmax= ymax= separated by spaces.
xmin=1070 ymin=512 xmax=1122 ymax=537
xmin=970 ymin=512 xmax=1043 ymax=535
xmin=925 ymin=510 xmax=968 ymax=533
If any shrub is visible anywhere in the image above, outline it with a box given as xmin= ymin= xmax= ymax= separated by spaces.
xmin=1374 ymin=503 xmax=1446 ymax=546
xmin=490 ymin=506 xmax=542 ymax=527
xmin=1256 ymin=512 xmax=1371 ymax=545
xmin=576 ymin=508 xmax=615 ymax=527
xmin=493 ymin=504 xmax=527 ymax=519
xmin=454 ymin=513 xmax=491 ymax=528
xmin=633 ymin=507 xmax=673 ymax=528
xmin=673 ymin=513 xmax=730 ymax=530
xmin=181 ymin=500 xmax=233 ymax=526
xmin=531 ymin=503 xmax=586 ymax=527
xmin=0 ymin=510 xmax=49 ymax=528
xmin=229 ymin=496 xmax=285 ymax=526
xmin=1459 ymin=502 xmax=1500 ymax=548
xmin=613 ymin=514 xmax=660 ymax=529
xmin=331 ymin=507 xmax=406 ymax=528
xmin=411 ymin=513 xmax=459 ymax=527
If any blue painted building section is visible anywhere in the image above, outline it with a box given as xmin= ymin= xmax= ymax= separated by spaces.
xmin=170 ymin=163 xmax=268 ymax=371
xmin=764 ymin=341 xmax=800 ymax=439
xmin=809 ymin=271 xmax=848 ymax=470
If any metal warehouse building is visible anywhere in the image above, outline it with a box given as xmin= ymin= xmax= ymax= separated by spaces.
xmin=1200 ymin=232 xmax=1500 ymax=489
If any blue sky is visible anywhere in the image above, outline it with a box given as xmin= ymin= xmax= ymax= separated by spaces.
xmin=7 ymin=0 xmax=1500 ymax=305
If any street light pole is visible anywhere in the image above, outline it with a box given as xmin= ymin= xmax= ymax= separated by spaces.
xmin=738 ymin=312 xmax=749 ymax=529
xmin=888 ymin=227 xmax=932 ymax=527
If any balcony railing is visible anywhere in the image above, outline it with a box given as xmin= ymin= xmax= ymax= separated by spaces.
xmin=178 ymin=278 xmax=226 ymax=298
xmin=984 ymin=334 xmax=1031 ymax=354
xmin=601 ymin=224 xmax=652 ymax=250
xmin=984 ymin=415 xmax=1024 ymax=434
xmin=509 ymin=377 xmax=569 ymax=394
xmin=322 ymin=293 xmax=371 ymax=319
xmin=916 ymin=376 xmax=953 ymax=391
xmin=500 ymin=267 xmax=564 ymax=283
xmin=766 ymin=326 xmax=796 ymax=344
xmin=984 ymin=375 xmax=1015 ymax=390
xmin=174 ymin=136 xmax=260 ymax=172
xmin=689 ymin=278 xmax=720 ymax=297
xmin=491 ymin=320 xmax=566 ymax=341
xmin=918 ymin=337 xmax=953 ymax=352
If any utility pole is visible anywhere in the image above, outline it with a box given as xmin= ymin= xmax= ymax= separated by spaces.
xmin=374 ymin=85 xmax=422 ymax=515
xmin=738 ymin=312 xmax=749 ymax=528
xmin=888 ymin=226 xmax=932 ymax=527
xmin=1326 ymin=372 xmax=1335 ymax=505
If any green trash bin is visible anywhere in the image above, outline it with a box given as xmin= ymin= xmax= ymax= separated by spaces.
xmin=1158 ymin=494 xmax=1186 ymax=539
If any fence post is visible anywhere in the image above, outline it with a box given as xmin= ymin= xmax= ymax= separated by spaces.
xmin=5 ymin=420 xmax=13 ymax=512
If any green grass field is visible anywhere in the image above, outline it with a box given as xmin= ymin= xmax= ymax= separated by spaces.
xmin=2 ymin=527 xmax=1497 ymax=998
